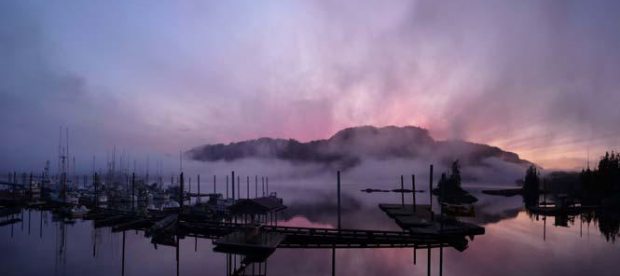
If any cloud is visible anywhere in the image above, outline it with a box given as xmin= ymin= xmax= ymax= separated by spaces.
xmin=1 ymin=1 xmax=619 ymax=171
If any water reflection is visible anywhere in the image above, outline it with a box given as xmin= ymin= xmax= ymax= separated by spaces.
xmin=1 ymin=187 xmax=619 ymax=275
xmin=525 ymin=206 xmax=620 ymax=244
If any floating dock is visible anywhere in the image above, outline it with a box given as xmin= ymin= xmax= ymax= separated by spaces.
xmin=379 ymin=203 xmax=485 ymax=239
xmin=214 ymin=228 xmax=286 ymax=256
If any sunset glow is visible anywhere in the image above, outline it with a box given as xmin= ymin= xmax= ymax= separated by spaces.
xmin=2 ymin=1 xmax=619 ymax=171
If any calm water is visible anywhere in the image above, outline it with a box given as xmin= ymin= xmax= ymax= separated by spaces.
xmin=1 ymin=178 xmax=619 ymax=276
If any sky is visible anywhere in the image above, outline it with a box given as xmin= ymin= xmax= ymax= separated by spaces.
xmin=1 ymin=0 xmax=619 ymax=172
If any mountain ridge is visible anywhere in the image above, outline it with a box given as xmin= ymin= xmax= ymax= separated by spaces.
xmin=187 ymin=125 xmax=530 ymax=170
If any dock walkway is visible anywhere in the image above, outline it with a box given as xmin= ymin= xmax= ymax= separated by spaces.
xmin=180 ymin=220 xmax=461 ymax=249
xmin=379 ymin=203 xmax=485 ymax=237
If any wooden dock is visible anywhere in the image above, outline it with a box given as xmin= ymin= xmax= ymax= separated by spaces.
xmin=214 ymin=228 xmax=286 ymax=255
xmin=179 ymin=220 xmax=470 ymax=249
xmin=0 ymin=168 xmax=486 ymax=259
xmin=62 ymin=202 xmax=485 ymax=252
xmin=380 ymin=203 xmax=434 ymax=227
xmin=379 ymin=203 xmax=485 ymax=239
xmin=1 ymin=195 xmax=485 ymax=254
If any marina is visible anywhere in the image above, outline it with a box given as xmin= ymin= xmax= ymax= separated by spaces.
xmin=1 ymin=162 xmax=619 ymax=275
xmin=0 ymin=162 xmax=489 ymax=276
xmin=2 ymin=1 xmax=620 ymax=275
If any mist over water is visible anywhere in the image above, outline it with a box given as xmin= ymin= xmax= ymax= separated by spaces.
xmin=1 ymin=171 xmax=618 ymax=276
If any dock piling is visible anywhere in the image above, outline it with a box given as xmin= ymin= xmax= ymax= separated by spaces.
xmin=427 ymin=247 xmax=431 ymax=276
xmin=440 ymin=173 xmax=445 ymax=233
xmin=429 ymin=164 xmax=434 ymax=216
xmin=179 ymin=173 xmax=184 ymax=210
xmin=122 ymin=231 xmax=126 ymax=276
xmin=337 ymin=171 xmax=341 ymax=230
xmin=232 ymin=171 xmax=235 ymax=201
xmin=94 ymin=173 xmax=98 ymax=208
xmin=331 ymin=247 xmax=336 ymax=276
xmin=131 ymin=173 xmax=135 ymax=209
xmin=412 ymin=174 xmax=416 ymax=213
xmin=400 ymin=175 xmax=404 ymax=207
xmin=440 ymin=245 xmax=443 ymax=276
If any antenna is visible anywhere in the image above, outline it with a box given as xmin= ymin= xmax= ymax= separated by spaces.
xmin=58 ymin=127 xmax=62 ymax=176
xmin=119 ymin=150 xmax=124 ymax=175
xmin=72 ymin=156 xmax=76 ymax=188
xmin=66 ymin=127 xmax=69 ymax=168
xmin=112 ymin=145 xmax=116 ymax=175
xmin=179 ymin=150 xmax=183 ymax=172
xmin=146 ymin=155 xmax=150 ymax=184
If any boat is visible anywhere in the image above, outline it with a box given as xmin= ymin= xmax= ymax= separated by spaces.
xmin=69 ymin=205 xmax=90 ymax=218
xmin=162 ymin=200 xmax=180 ymax=210
xmin=153 ymin=192 xmax=170 ymax=201
xmin=58 ymin=205 xmax=89 ymax=219
xmin=213 ymin=224 xmax=285 ymax=257
xmin=442 ymin=203 xmax=475 ymax=217
xmin=66 ymin=193 xmax=79 ymax=205
xmin=147 ymin=203 xmax=163 ymax=213
xmin=98 ymin=194 xmax=108 ymax=203
xmin=146 ymin=214 xmax=178 ymax=237
xmin=145 ymin=192 xmax=154 ymax=202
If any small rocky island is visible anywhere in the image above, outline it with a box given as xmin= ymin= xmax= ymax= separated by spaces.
xmin=433 ymin=160 xmax=478 ymax=204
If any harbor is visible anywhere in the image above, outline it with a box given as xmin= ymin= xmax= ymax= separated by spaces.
xmin=2 ymin=1 xmax=620 ymax=275
xmin=1 ymin=161 xmax=489 ymax=276
xmin=2 ymin=147 xmax=619 ymax=276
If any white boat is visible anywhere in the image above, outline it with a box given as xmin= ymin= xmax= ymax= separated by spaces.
xmin=146 ymin=192 xmax=154 ymax=202
xmin=98 ymin=194 xmax=108 ymax=203
xmin=69 ymin=205 xmax=89 ymax=218
xmin=147 ymin=203 xmax=161 ymax=212
xmin=162 ymin=201 xmax=180 ymax=210
xmin=65 ymin=194 xmax=79 ymax=205
xmin=29 ymin=182 xmax=42 ymax=199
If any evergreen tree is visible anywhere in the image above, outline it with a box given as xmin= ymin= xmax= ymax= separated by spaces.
xmin=523 ymin=165 xmax=540 ymax=195
xmin=448 ymin=160 xmax=461 ymax=187
xmin=522 ymin=165 xmax=540 ymax=207
xmin=435 ymin=160 xmax=477 ymax=204
xmin=597 ymin=151 xmax=620 ymax=192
